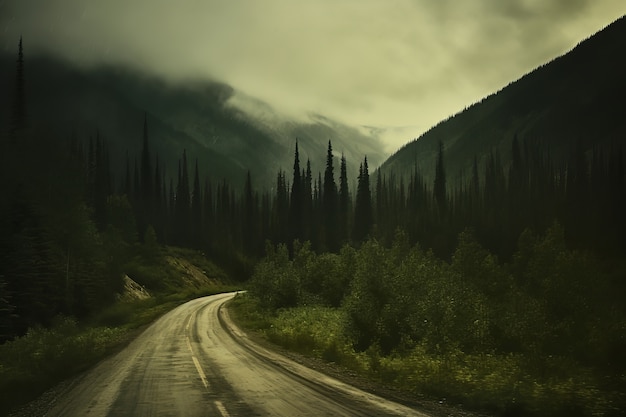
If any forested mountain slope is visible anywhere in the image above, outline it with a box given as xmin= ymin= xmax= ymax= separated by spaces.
xmin=380 ymin=15 xmax=626 ymax=184
xmin=0 ymin=53 xmax=385 ymax=188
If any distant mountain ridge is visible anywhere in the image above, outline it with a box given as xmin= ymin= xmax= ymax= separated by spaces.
xmin=380 ymin=15 xmax=626 ymax=184
xmin=0 ymin=53 xmax=386 ymax=189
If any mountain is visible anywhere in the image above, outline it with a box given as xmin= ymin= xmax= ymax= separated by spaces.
xmin=0 ymin=53 xmax=385 ymax=189
xmin=379 ymin=15 xmax=626 ymax=185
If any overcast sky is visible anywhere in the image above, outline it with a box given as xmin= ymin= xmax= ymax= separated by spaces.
xmin=1 ymin=0 xmax=624 ymax=152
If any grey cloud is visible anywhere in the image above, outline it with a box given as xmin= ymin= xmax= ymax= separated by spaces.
xmin=0 ymin=0 xmax=623 ymax=152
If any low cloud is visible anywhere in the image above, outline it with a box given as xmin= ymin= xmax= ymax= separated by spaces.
xmin=1 ymin=0 xmax=623 ymax=152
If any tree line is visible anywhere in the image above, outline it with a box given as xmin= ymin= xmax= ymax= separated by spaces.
xmin=2 ymin=37 xmax=626 ymax=349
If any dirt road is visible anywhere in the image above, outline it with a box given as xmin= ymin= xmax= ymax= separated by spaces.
xmin=44 ymin=292 xmax=428 ymax=416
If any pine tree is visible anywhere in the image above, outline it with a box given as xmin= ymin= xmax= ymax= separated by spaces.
xmin=93 ymin=132 xmax=110 ymax=229
xmin=86 ymin=137 xmax=96 ymax=206
xmin=153 ymin=155 xmax=163 ymax=240
xmin=139 ymin=114 xmax=153 ymax=238
xmin=375 ymin=169 xmax=383 ymax=227
xmin=123 ymin=152 xmax=131 ymax=197
xmin=353 ymin=157 xmax=373 ymax=242
xmin=273 ymin=170 xmax=289 ymax=244
xmin=339 ymin=154 xmax=350 ymax=244
xmin=133 ymin=157 xmax=140 ymax=204
xmin=323 ymin=140 xmax=339 ymax=251
xmin=303 ymin=159 xmax=313 ymax=242
xmin=203 ymin=179 xmax=214 ymax=249
xmin=167 ymin=177 xmax=175 ymax=241
xmin=433 ymin=140 xmax=447 ymax=216
xmin=471 ymin=156 xmax=480 ymax=203
xmin=507 ymin=135 xmax=528 ymax=245
xmin=289 ymin=140 xmax=303 ymax=243
xmin=406 ymin=164 xmax=428 ymax=244
xmin=311 ymin=171 xmax=323 ymax=250
xmin=565 ymin=139 xmax=590 ymax=246
xmin=140 ymin=114 xmax=152 ymax=203
xmin=10 ymin=36 xmax=26 ymax=143
xmin=191 ymin=160 xmax=202 ymax=247
xmin=175 ymin=150 xmax=191 ymax=245
xmin=243 ymin=170 xmax=258 ymax=254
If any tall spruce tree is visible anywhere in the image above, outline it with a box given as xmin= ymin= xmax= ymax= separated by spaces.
xmin=153 ymin=156 xmax=164 ymax=240
xmin=289 ymin=140 xmax=303 ymax=243
xmin=303 ymin=159 xmax=313 ymax=242
xmin=10 ymin=36 xmax=26 ymax=143
xmin=175 ymin=150 xmax=191 ymax=245
xmin=274 ymin=170 xmax=289 ymax=244
xmin=353 ymin=157 xmax=373 ymax=242
xmin=93 ymin=132 xmax=110 ymax=229
xmin=339 ymin=154 xmax=351 ymax=244
xmin=433 ymin=140 xmax=447 ymax=215
xmin=123 ymin=152 xmax=131 ymax=197
xmin=191 ymin=160 xmax=202 ymax=247
xmin=203 ymin=179 xmax=214 ymax=248
xmin=243 ymin=170 xmax=258 ymax=254
xmin=139 ymin=114 xmax=152 ymax=238
xmin=323 ymin=141 xmax=339 ymax=251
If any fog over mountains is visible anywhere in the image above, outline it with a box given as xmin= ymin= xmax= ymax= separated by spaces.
xmin=2 ymin=14 xmax=625 ymax=191
xmin=0 ymin=52 xmax=386 ymax=189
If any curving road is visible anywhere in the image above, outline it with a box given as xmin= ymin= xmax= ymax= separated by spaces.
xmin=44 ymin=292 xmax=429 ymax=416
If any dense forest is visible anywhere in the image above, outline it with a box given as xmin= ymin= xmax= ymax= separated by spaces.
xmin=2 ymin=35 xmax=626 ymax=416
xmin=381 ymin=15 xmax=626 ymax=189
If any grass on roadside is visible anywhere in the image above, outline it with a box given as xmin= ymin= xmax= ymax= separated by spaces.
xmin=0 ymin=284 xmax=238 ymax=415
xmin=229 ymin=293 xmax=625 ymax=417
xmin=0 ymin=315 xmax=128 ymax=415
xmin=0 ymin=243 xmax=240 ymax=416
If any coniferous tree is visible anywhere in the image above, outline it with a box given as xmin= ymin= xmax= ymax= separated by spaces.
xmin=167 ymin=177 xmax=175 ymax=241
xmin=482 ymin=149 xmax=507 ymax=253
xmin=140 ymin=115 xmax=152 ymax=201
xmin=339 ymin=154 xmax=350 ymax=244
xmin=289 ymin=141 xmax=303 ymax=244
xmin=507 ymin=135 xmax=527 ymax=245
xmin=123 ymin=152 xmax=131 ymax=197
xmin=202 ymin=179 xmax=214 ymax=249
xmin=175 ymin=150 xmax=191 ymax=245
xmin=86 ymin=137 xmax=96 ymax=207
xmin=565 ymin=139 xmax=590 ymax=247
xmin=303 ymin=159 xmax=313 ymax=242
xmin=139 ymin=115 xmax=153 ymax=238
xmin=10 ymin=36 xmax=26 ymax=143
xmin=310 ymin=172 xmax=323 ymax=250
xmin=93 ymin=132 xmax=110 ymax=229
xmin=470 ymin=155 xmax=481 ymax=220
xmin=153 ymin=156 xmax=164 ymax=240
xmin=323 ymin=141 xmax=339 ymax=251
xmin=407 ymin=165 xmax=428 ymax=244
xmin=215 ymin=180 xmax=229 ymax=247
xmin=273 ymin=170 xmax=289 ymax=244
xmin=353 ymin=157 xmax=373 ymax=242
xmin=433 ymin=140 xmax=447 ymax=216
xmin=132 ymin=157 xmax=140 ymax=204
xmin=242 ymin=170 xmax=259 ymax=255
xmin=375 ymin=169 xmax=383 ymax=228
xmin=191 ymin=160 xmax=202 ymax=247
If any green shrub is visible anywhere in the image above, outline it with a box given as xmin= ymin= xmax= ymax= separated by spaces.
xmin=0 ymin=315 xmax=128 ymax=414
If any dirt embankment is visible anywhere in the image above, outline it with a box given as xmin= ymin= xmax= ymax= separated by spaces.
xmin=164 ymin=255 xmax=222 ymax=288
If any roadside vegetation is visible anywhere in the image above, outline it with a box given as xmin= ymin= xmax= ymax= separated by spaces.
xmin=0 ymin=243 xmax=237 ymax=415
xmin=232 ymin=227 xmax=626 ymax=417
xmin=4 ymin=34 xmax=626 ymax=417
